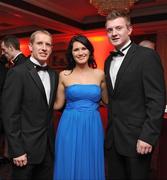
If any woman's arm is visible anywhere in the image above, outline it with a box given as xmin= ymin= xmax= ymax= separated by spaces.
xmin=54 ymin=71 xmax=66 ymax=110
xmin=100 ymin=71 xmax=108 ymax=105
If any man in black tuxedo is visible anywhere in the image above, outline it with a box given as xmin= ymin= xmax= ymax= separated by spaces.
xmin=0 ymin=55 xmax=8 ymax=132
xmin=0 ymin=55 xmax=8 ymax=165
xmin=2 ymin=30 xmax=58 ymax=180
xmin=104 ymin=10 xmax=166 ymax=179
xmin=0 ymin=36 xmax=26 ymax=163
xmin=1 ymin=35 xmax=27 ymax=67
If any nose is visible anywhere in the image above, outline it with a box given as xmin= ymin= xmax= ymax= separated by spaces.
xmin=78 ymin=49 xmax=83 ymax=55
xmin=41 ymin=44 xmax=47 ymax=50
xmin=112 ymin=29 xmax=117 ymax=36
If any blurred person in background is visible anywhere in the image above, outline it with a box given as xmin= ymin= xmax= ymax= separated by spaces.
xmin=139 ymin=40 xmax=155 ymax=50
xmin=0 ymin=35 xmax=27 ymax=164
xmin=1 ymin=35 xmax=27 ymax=67
xmin=0 ymin=54 xmax=8 ymax=164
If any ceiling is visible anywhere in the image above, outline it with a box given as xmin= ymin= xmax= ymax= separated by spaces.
xmin=0 ymin=0 xmax=167 ymax=39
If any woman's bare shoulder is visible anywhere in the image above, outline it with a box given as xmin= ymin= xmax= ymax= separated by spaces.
xmin=93 ymin=68 xmax=105 ymax=76
xmin=59 ymin=70 xmax=72 ymax=77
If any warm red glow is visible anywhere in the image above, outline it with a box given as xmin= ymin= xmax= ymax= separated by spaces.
xmin=88 ymin=34 xmax=114 ymax=70
xmin=19 ymin=38 xmax=30 ymax=57
xmin=89 ymin=36 xmax=106 ymax=42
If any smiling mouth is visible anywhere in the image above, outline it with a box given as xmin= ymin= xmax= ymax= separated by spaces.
xmin=40 ymin=53 xmax=47 ymax=57
xmin=78 ymin=57 xmax=86 ymax=60
xmin=112 ymin=38 xmax=119 ymax=41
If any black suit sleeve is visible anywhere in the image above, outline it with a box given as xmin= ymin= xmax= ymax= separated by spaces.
xmin=139 ymin=50 xmax=166 ymax=145
xmin=0 ymin=64 xmax=7 ymax=133
xmin=2 ymin=68 xmax=25 ymax=158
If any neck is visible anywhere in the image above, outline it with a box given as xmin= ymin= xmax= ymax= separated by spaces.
xmin=30 ymin=56 xmax=47 ymax=66
xmin=14 ymin=50 xmax=21 ymax=56
xmin=74 ymin=64 xmax=90 ymax=72
xmin=11 ymin=50 xmax=21 ymax=61
xmin=38 ymin=61 xmax=47 ymax=66
xmin=115 ymin=39 xmax=131 ymax=50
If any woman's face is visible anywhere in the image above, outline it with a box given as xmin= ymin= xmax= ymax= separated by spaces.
xmin=72 ymin=41 xmax=90 ymax=65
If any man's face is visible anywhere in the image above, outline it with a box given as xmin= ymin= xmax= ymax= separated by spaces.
xmin=1 ymin=41 xmax=13 ymax=61
xmin=29 ymin=32 xmax=52 ymax=65
xmin=106 ymin=17 xmax=132 ymax=49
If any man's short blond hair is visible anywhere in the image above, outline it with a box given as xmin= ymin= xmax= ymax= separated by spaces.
xmin=106 ymin=9 xmax=131 ymax=27
xmin=30 ymin=30 xmax=52 ymax=44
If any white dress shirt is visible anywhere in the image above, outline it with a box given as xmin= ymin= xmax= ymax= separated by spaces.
xmin=110 ymin=40 xmax=131 ymax=88
xmin=30 ymin=57 xmax=51 ymax=105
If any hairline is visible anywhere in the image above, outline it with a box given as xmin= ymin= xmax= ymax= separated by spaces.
xmin=30 ymin=30 xmax=52 ymax=44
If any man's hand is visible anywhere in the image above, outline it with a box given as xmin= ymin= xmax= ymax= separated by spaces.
xmin=13 ymin=154 xmax=27 ymax=167
xmin=136 ymin=139 xmax=152 ymax=154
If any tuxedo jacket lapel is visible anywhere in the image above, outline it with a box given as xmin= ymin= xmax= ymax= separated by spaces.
xmin=26 ymin=60 xmax=48 ymax=105
xmin=114 ymin=43 xmax=137 ymax=91
xmin=105 ymin=55 xmax=114 ymax=94
xmin=48 ymin=69 xmax=56 ymax=107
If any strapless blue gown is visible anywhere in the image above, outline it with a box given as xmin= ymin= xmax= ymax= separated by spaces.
xmin=54 ymin=84 xmax=105 ymax=180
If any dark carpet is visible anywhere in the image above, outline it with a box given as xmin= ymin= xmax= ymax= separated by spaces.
xmin=0 ymin=159 xmax=11 ymax=180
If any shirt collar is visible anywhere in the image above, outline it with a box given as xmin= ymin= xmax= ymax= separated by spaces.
xmin=30 ymin=56 xmax=47 ymax=67
xmin=12 ymin=52 xmax=22 ymax=62
xmin=120 ymin=40 xmax=131 ymax=52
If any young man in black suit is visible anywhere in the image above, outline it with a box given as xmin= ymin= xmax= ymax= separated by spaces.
xmin=104 ymin=10 xmax=166 ymax=180
xmin=2 ymin=30 xmax=58 ymax=180
xmin=1 ymin=35 xmax=27 ymax=67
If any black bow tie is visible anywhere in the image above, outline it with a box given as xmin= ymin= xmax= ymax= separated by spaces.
xmin=34 ymin=64 xmax=48 ymax=71
xmin=110 ymin=50 xmax=124 ymax=57
xmin=110 ymin=42 xmax=132 ymax=57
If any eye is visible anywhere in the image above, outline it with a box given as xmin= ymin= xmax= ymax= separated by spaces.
xmin=107 ymin=28 xmax=113 ymax=33
xmin=46 ymin=43 xmax=52 ymax=47
xmin=81 ymin=47 xmax=87 ymax=50
xmin=37 ymin=42 xmax=43 ymax=45
xmin=116 ymin=26 xmax=122 ymax=31
xmin=73 ymin=48 xmax=79 ymax=52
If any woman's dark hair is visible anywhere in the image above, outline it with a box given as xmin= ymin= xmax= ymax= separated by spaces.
xmin=66 ymin=34 xmax=97 ymax=70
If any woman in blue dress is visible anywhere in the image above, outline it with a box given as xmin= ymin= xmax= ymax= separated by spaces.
xmin=54 ymin=34 xmax=108 ymax=180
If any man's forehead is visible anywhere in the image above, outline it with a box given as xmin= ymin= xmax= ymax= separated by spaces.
xmin=34 ymin=34 xmax=52 ymax=41
xmin=106 ymin=20 xmax=127 ymax=28
xmin=106 ymin=24 xmax=125 ymax=29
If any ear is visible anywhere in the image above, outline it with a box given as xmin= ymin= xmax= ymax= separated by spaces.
xmin=28 ymin=43 xmax=32 ymax=52
xmin=128 ymin=25 xmax=133 ymax=36
xmin=9 ymin=45 xmax=14 ymax=51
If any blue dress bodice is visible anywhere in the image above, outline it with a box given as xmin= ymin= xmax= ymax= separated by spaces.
xmin=65 ymin=84 xmax=101 ymax=111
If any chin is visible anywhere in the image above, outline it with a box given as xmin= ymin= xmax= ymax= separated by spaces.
xmin=78 ymin=61 xmax=87 ymax=65
xmin=38 ymin=59 xmax=47 ymax=64
xmin=40 ymin=57 xmax=48 ymax=61
xmin=112 ymin=41 xmax=119 ymax=46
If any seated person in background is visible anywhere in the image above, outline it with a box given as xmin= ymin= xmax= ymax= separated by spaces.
xmin=139 ymin=40 xmax=155 ymax=50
